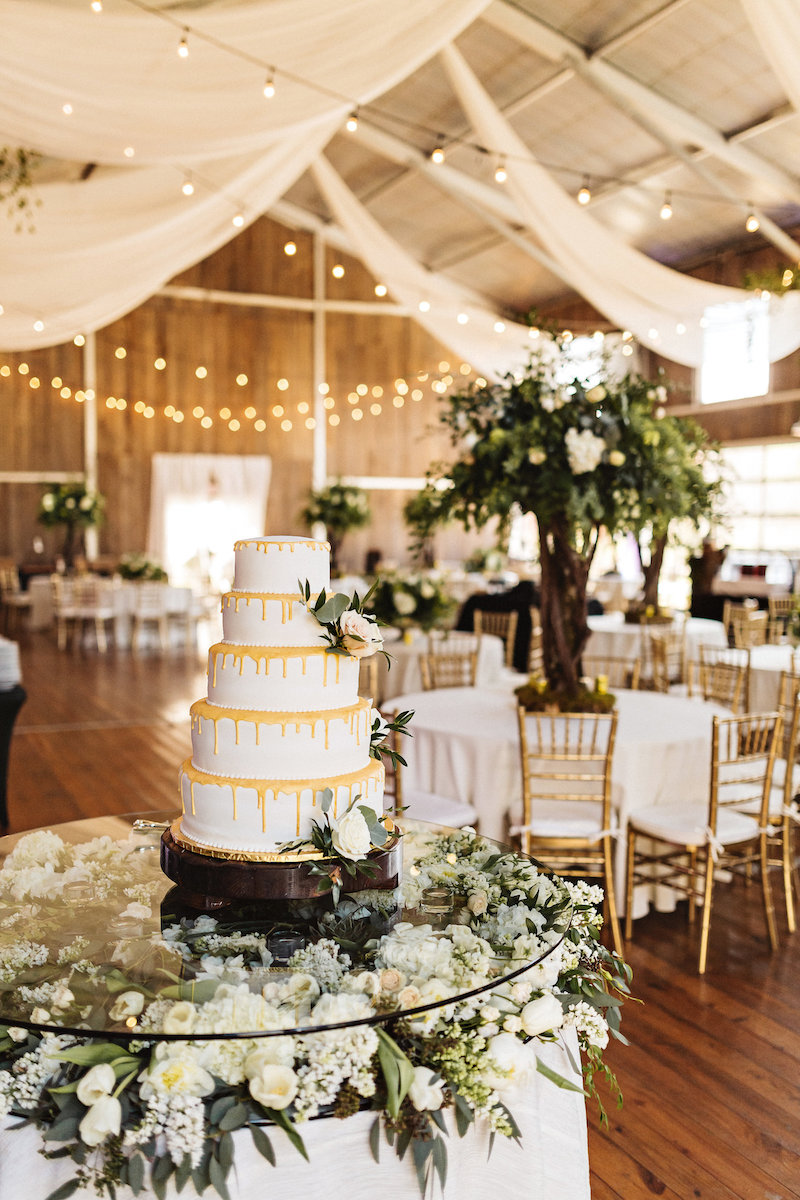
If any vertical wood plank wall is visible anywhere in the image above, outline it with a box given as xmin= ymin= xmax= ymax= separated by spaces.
xmin=1 ymin=215 xmax=799 ymax=571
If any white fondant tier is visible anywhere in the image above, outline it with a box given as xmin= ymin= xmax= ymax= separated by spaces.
xmin=178 ymin=756 xmax=385 ymax=853
xmin=232 ymin=536 xmax=330 ymax=596
xmin=190 ymin=696 xmax=374 ymax=780
xmin=207 ymin=644 xmax=360 ymax=713
xmin=221 ymin=592 xmax=327 ymax=647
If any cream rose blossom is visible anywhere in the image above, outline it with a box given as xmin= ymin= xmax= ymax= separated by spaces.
xmin=330 ymin=807 xmax=372 ymax=860
xmin=340 ymin=610 xmax=383 ymax=659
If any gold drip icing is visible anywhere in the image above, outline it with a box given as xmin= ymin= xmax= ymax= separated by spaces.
xmin=221 ymin=593 xmax=307 ymax=625
xmin=179 ymin=757 xmax=383 ymax=834
xmin=209 ymin=644 xmax=353 ymax=688
xmin=189 ymin=697 xmax=371 ymax=753
xmin=234 ymin=539 xmax=330 ymax=553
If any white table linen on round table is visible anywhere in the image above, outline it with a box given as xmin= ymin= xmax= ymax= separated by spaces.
xmin=378 ymin=628 xmax=504 ymax=702
xmin=385 ymin=686 xmax=730 ymax=914
xmin=0 ymin=1036 xmax=589 ymax=1200
xmin=747 ymin=643 xmax=799 ymax=711
xmin=586 ymin=612 xmax=727 ymax=665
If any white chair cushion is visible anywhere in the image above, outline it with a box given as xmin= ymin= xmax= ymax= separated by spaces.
xmin=403 ymin=789 xmax=477 ymax=829
xmin=771 ymin=758 xmax=800 ymax=793
xmin=628 ymin=802 xmax=758 ymax=847
xmin=527 ymin=800 xmax=606 ymax=840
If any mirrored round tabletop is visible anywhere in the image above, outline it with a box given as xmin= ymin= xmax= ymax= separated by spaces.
xmin=0 ymin=813 xmax=572 ymax=1042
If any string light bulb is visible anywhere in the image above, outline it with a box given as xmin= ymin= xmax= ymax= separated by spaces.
xmin=345 ymin=111 xmax=359 ymax=133
xmin=494 ymin=158 xmax=507 ymax=184
xmin=181 ymin=175 xmax=194 ymax=196
xmin=430 ymin=145 xmax=445 ymax=165
xmin=177 ymin=29 xmax=189 ymax=58
xmin=577 ymin=178 xmax=591 ymax=205
xmin=660 ymin=191 xmax=673 ymax=220
xmin=90 ymin=1 xmax=102 ymax=11
xmin=745 ymin=209 xmax=760 ymax=233
xmin=232 ymin=212 xmax=244 ymax=228
xmin=263 ymin=72 xmax=276 ymax=99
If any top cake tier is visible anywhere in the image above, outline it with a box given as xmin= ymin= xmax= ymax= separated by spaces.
xmin=232 ymin=536 xmax=330 ymax=595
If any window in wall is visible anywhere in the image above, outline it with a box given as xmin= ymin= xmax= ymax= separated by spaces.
xmin=718 ymin=441 xmax=800 ymax=583
xmin=700 ymin=296 xmax=770 ymax=404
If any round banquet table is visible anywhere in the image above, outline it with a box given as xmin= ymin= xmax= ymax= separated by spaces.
xmin=384 ymin=685 xmax=731 ymax=915
xmin=377 ymin=627 xmax=504 ymax=702
xmin=586 ymin=612 xmax=727 ymax=666
xmin=746 ymin=643 xmax=799 ymax=712
xmin=0 ymin=813 xmax=590 ymax=1200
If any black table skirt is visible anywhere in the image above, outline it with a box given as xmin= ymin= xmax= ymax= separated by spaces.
xmin=0 ymin=684 xmax=26 ymax=829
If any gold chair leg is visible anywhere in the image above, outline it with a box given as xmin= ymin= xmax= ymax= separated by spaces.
xmin=784 ymin=814 xmax=796 ymax=934
xmin=602 ymin=836 xmax=623 ymax=957
xmin=624 ymin=827 xmax=636 ymax=941
xmin=95 ymin=617 xmax=107 ymax=654
xmin=759 ymin=834 xmax=779 ymax=952
xmin=698 ymin=849 xmax=715 ymax=975
xmin=687 ymin=848 xmax=697 ymax=925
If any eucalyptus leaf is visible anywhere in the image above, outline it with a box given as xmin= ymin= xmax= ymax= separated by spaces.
xmin=267 ymin=1107 xmax=309 ymax=1161
xmin=127 ymin=1150 xmax=146 ymax=1196
xmin=376 ymin=1027 xmax=415 ymax=1119
xmin=209 ymin=1095 xmax=237 ymax=1124
xmin=249 ymin=1123 xmax=276 ymax=1165
xmin=320 ymin=787 xmax=334 ymax=814
xmin=412 ymin=1137 xmax=433 ymax=1194
xmin=208 ymin=1156 xmax=231 ymax=1200
xmin=219 ymin=1102 xmax=249 ymax=1132
xmin=44 ymin=1181 xmax=80 ymax=1200
xmin=368 ymin=1116 xmax=381 ymax=1163
xmin=315 ymin=594 xmax=350 ymax=624
xmin=432 ymin=1135 xmax=448 ymax=1190
xmin=535 ymin=1057 xmax=587 ymax=1094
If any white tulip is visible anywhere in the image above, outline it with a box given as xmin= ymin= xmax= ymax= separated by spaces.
xmin=408 ymin=1066 xmax=445 ymax=1112
xmin=520 ymin=992 xmax=564 ymax=1037
xmin=109 ymin=991 xmax=145 ymax=1021
xmin=248 ymin=1064 xmax=299 ymax=1110
xmin=76 ymin=1062 xmax=116 ymax=1107
xmin=78 ymin=1095 xmax=122 ymax=1146
xmin=162 ymin=1001 xmax=197 ymax=1035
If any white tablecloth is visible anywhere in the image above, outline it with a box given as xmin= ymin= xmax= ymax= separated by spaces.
xmin=386 ymin=685 xmax=729 ymax=913
xmin=586 ymin=612 xmax=727 ymax=666
xmin=0 ymin=1036 xmax=589 ymax=1200
xmin=378 ymin=629 xmax=504 ymax=702
xmin=747 ymin=643 xmax=799 ymax=711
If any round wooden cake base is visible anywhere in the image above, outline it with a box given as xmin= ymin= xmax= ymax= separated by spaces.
xmin=160 ymin=827 xmax=403 ymax=907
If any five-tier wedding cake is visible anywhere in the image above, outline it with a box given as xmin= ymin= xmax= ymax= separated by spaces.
xmin=173 ymin=535 xmax=385 ymax=859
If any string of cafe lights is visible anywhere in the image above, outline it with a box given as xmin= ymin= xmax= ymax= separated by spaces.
xmin=74 ymin=0 xmax=777 ymax=239
xmin=0 ymin=342 xmax=489 ymax=436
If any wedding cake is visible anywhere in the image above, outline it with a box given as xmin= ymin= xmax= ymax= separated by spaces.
xmin=175 ymin=536 xmax=385 ymax=858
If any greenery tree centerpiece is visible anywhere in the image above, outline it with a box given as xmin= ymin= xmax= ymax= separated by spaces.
xmin=422 ymin=339 xmax=720 ymax=702
xmin=301 ymin=479 xmax=371 ymax=574
xmin=37 ymin=481 xmax=105 ymax=571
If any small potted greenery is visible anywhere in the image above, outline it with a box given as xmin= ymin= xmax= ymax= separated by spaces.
xmin=301 ymin=480 xmax=371 ymax=574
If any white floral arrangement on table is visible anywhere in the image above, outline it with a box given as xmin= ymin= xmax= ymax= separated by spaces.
xmin=363 ymin=568 xmax=457 ymax=632
xmin=0 ymin=827 xmax=631 ymax=1200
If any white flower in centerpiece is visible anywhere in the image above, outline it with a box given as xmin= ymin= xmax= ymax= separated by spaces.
xmin=408 ymin=1066 xmax=445 ymax=1112
xmin=309 ymin=991 xmax=372 ymax=1026
xmin=248 ymin=1063 xmax=299 ymax=1110
xmin=527 ymin=447 xmax=546 ymax=466
xmin=393 ymin=590 xmax=416 ymax=616
xmin=483 ymin=1032 xmax=538 ymax=1091
xmin=565 ymin=427 xmax=605 ymax=474
xmin=64 ymin=497 xmax=76 ymax=509
xmin=41 ymin=493 xmax=56 ymax=511
xmin=520 ymin=991 xmax=564 ymax=1036
xmin=162 ymin=1000 xmax=197 ymax=1035
xmin=585 ymin=384 xmax=607 ymax=403
xmin=79 ymin=1094 xmax=122 ymax=1146
xmin=78 ymin=495 xmax=94 ymax=511
xmin=330 ymin=807 xmax=372 ymax=861
xmin=76 ymin=1062 xmax=116 ymax=1107
xmin=608 ymin=449 xmax=626 ymax=467
xmin=244 ymin=1038 xmax=296 ymax=1077
xmin=109 ymin=990 xmax=145 ymax=1021
xmin=340 ymin=610 xmax=383 ymax=659
xmin=140 ymin=1050 xmax=215 ymax=1099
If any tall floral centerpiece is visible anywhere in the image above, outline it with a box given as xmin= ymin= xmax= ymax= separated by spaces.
xmin=37 ymin=482 xmax=105 ymax=571
xmin=301 ymin=480 xmax=371 ymax=574
xmin=424 ymin=339 xmax=719 ymax=700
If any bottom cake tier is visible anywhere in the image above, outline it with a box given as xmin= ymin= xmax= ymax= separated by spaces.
xmin=178 ymin=756 xmax=385 ymax=854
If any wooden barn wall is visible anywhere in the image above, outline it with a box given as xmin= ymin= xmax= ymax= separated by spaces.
xmin=0 ymin=216 xmax=499 ymax=573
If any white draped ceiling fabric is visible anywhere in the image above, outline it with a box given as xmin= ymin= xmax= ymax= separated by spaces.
xmin=1 ymin=0 xmax=798 ymax=369
xmin=743 ymin=0 xmax=800 ymax=114
xmin=440 ymin=43 xmax=800 ymax=369
xmin=310 ymin=156 xmax=535 ymax=380
xmin=0 ymin=0 xmax=488 ymax=351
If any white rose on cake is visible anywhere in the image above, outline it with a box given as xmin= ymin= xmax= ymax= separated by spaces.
xmin=340 ymin=610 xmax=384 ymax=658
xmin=330 ymin=806 xmax=372 ymax=860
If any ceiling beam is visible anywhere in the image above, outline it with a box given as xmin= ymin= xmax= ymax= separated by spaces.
xmin=484 ymin=0 xmax=800 ymax=206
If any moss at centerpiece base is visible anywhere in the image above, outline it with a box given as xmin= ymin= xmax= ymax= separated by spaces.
xmin=623 ymin=605 xmax=673 ymax=625
xmin=514 ymin=678 xmax=616 ymax=714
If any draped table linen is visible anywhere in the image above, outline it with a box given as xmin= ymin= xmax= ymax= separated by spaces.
xmin=385 ymin=685 xmax=730 ymax=914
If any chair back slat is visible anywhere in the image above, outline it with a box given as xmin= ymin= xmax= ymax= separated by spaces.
xmin=473 ymin=608 xmax=518 ymax=669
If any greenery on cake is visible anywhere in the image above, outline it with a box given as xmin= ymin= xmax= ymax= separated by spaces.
xmin=300 ymin=578 xmax=390 ymax=664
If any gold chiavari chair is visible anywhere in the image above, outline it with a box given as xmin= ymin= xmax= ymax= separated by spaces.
xmin=0 ymin=562 xmax=33 ymax=637
xmin=625 ymin=710 xmax=782 ymax=973
xmin=728 ymin=604 xmax=768 ymax=649
xmin=648 ymin=629 xmax=688 ymax=695
xmin=581 ymin=654 xmax=641 ymax=691
xmin=767 ymin=594 xmax=799 ymax=644
xmin=473 ymin=608 xmax=518 ymax=669
xmin=516 ymin=707 xmax=622 ymax=955
xmin=697 ymin=644 xmax=750 ymax=711
xmin=419 ymin=634 xmax=480 ymax=690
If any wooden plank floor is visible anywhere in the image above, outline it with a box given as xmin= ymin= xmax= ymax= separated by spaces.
xmin=5 ymin=631 xmax=800 ymax=1199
